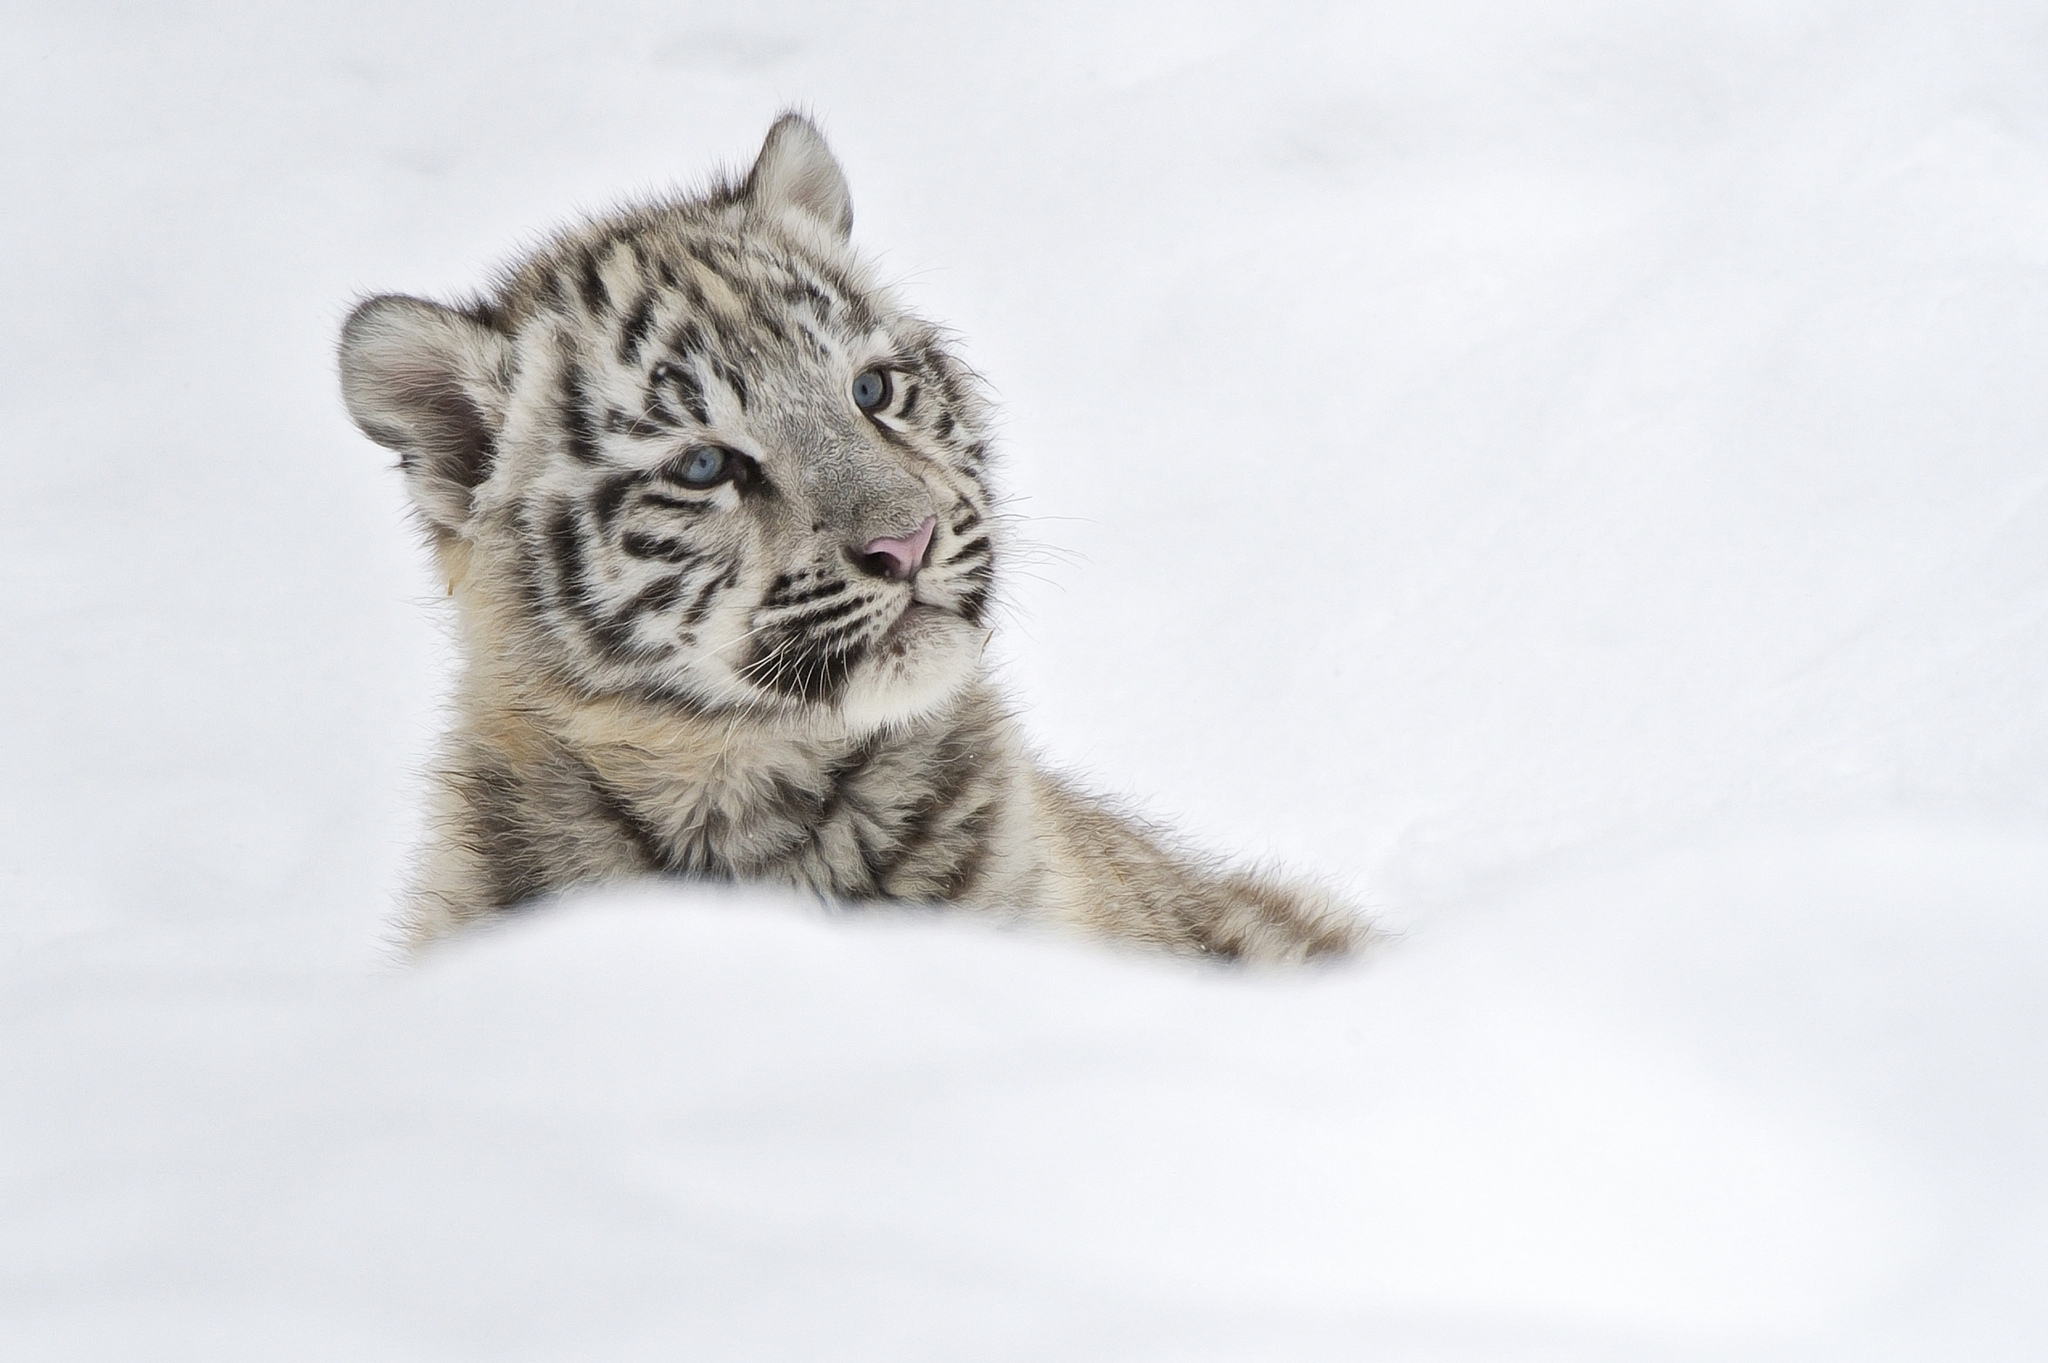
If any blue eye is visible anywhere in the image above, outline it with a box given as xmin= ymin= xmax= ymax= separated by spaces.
xmin=852 ymin=368 xmax=889 ymax=411
xmin=680 ymin=445 xmax=730 ymax=487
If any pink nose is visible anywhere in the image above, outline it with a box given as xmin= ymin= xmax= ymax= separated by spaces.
xmin=858 ymin=516 xmax=936 ymax=582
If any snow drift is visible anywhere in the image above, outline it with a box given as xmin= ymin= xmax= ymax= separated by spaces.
xmin=3 ymin=0 xmax=2044 ymax=1357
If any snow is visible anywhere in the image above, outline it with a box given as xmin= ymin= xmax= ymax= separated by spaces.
xmin=3 ymin=1 xmax=2044 ymax=1356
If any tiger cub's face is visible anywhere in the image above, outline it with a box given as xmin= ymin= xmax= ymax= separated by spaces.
xmin=340 ymin=117 xmax=997 ymax=732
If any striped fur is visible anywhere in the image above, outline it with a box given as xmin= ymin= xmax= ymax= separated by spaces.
xmin=339 ymin=114 xmax=1365 ymax=961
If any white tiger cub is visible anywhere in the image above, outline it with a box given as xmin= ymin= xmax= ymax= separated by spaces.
xmin=339 ymin=113 xmax=1366 ymax=961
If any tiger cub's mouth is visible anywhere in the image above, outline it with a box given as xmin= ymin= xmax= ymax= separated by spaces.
xmin=879 ymin=600 xmax=950 ymax=652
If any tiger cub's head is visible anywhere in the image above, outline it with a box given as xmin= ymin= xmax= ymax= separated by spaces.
xmin=339 ymin=115 xmax=998 ymax=732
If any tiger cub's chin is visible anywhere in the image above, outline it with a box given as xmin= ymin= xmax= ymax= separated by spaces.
xmin=341 ymin=112 xmax=1370 ymax=962
xmin=836 ymin=605 xmax=986 ymax=734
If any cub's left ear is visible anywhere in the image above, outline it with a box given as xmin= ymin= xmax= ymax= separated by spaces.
xmin=338 ymin=295 xmax=513 ymax=533
xmin=743 ymin=112 xmax=853 ymax=241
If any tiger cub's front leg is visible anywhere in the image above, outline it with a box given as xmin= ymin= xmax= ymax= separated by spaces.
xmin=1027 ymin=772 xmax=1367 ymax=962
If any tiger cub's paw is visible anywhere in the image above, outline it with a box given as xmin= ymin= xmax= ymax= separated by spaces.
xmin=1190 ymin=872 xmax=1374 ymax=964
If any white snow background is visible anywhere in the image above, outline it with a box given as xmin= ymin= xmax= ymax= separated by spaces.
xmin=4 ymin=1 xmax=2045 ymax=1357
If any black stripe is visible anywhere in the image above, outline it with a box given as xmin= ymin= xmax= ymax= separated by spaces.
xmin=920 ymin=345 xmax=969 ymax=408
xmin=561 ymin=365 xmax=602 ymax=464
xmin=620 ymin=531 xmax=698 ymax=563
xmin=766 ymin=577 xmax=847 ymax=609
xmin=871 ymin=744 xmax=984 ymax=889
xmin=462 ymin=298 xmax=508 ymax=331
xmin=629 ymin=405 xmax=680 ymax=434
xmin=544 ymin=503 xmax=661 ymax=662
xmin=935 ymin=802 xmax=996 ymax=899
xmin=712 ymin=358 xmax=750 ymax=411
xmin=851 ymin=822 xmax=890 ymax=891
xmin=692 ymin=246 xmax=748 ymax=299
xmin=546 ymin=506 xmax=601 ymax=639
xmin=606 ymin=406 xmax=667 ymax=437
xmin=586 ymin=606 xmax=653 ymax=660
xmin=796 ymin=648 xmax=857 ymax=701
xmin=782 ymin=276 xmax=831 ymax=312
xmin=616 ymin=572 xmax=687 ymax=619
xmin=572 ymin=756 xmax=672 ymax=871
xmin=593 ymin=471 xmax=640 ymax=531
xmin=456 ymin=754 xmax=555 ymax=909
xmin=748 ymin=296 xmax=791 ymax=345
xmin=742 ymin=636 xmax=859 ymax=702
xmin=954 ymin=558 xmax=994 ymax=625
xmin=791 ymin=317 xmax=832 ymax=359
xmin=667 ymin=319 xmax=706 ymax=359
xmin=761 ymin=772 xmax=826 ymax=829
xmin=811 ymin=603 xmax=882 ymax=644
xmin=774 ymin=592 xmax=864 ymax=630
xmin=620 ymin=678 xmax=721 ymax=719
xmin=747 ymin=618 xmax=876 ymax=705
xmin=678 ymin=270 xmax=707 ymax=313
xmin=616 ymin=292 xmax=657 ymax=362
xmin=640 ymin=492 xmax=713 ymax=513
xmin=815 ymin=735 xmax=881 ymax=826
xmin=813 ymin=261 xmax=877 ymax=330
xmin=681 ymin=565 xmax=736 ymax=626
xmin=655 ymin=357 xmax=709 ymax=426
xmin=578 ymin=247 xmax=611 ymax=315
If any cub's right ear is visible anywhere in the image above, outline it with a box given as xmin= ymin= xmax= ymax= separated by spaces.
xmin=338 ymin=295 xmax=512 ymax=533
